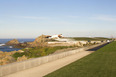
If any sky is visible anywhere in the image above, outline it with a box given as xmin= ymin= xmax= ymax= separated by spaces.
xmin=0 ymin=0 xmax=116 ymax=38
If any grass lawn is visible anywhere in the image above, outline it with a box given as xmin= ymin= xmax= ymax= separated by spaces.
xmin=71 ymin=37 xmax=111 ymax=41
xmin=45 ymin=42 xmax=116 ymax=77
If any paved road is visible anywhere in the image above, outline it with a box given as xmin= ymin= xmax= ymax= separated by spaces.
xmin=87 ymin=43 xmax=109 ymax=51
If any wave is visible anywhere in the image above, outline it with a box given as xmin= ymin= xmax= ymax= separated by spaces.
xmin=20 ymin=41 xmax=24 ymax=43
xmin=9 ymin=46 xmax=13 ymax=48
xmin=0 ymin=44 xmax=5 ymax=46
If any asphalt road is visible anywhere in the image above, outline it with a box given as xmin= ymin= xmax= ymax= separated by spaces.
xmin=87 ymin=43 xmax=109 ymax=51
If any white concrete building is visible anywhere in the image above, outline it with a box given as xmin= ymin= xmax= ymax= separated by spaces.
xmin=50 ymin=34 xmax=63 ymax=39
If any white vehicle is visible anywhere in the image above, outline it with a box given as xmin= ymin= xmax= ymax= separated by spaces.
xmin=107 ymin=40 xmax=110 ymax=43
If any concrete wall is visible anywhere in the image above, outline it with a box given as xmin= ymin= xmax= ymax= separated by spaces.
xmin=0 ymin=43 xmax=105 ymax=77
xmin=48 ymin=41 xmax=103 ymax=47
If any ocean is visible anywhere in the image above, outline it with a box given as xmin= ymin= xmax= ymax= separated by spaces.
xmin=0 ymin=39 xmax=34 ymax=52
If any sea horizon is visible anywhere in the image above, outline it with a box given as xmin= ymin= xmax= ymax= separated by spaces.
xmin=0 ymin=39 xmax=35 ymax=52
xmin=0 ymin=38 xmax=35 ymax=44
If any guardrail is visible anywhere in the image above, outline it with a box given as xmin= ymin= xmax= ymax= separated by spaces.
xmin=0 ymin=43 xmax=106 ymax=77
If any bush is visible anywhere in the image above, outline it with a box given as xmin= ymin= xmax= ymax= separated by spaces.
xmin=12 ymin=52 xmax=24 ymax=59
xmin=12 ymin=46 xmax=74 ymax=59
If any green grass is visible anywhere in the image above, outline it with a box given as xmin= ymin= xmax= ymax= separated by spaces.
xmin=12 ymin=46 xmax=74 ymax=59
xmin=71 ymin=37 xmax=111 ymax=41
xmin=45 ymin=42 xmax=116 ymax=77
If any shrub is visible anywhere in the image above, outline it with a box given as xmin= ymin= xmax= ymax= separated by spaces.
xmin=12 ymin=52 xmax=24 ymax=59
xmin=12 ymin=46 xmax=74 ymax=59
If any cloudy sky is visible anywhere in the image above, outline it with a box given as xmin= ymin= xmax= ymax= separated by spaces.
xmin=0 ymin=0 xmax=116 ymax=38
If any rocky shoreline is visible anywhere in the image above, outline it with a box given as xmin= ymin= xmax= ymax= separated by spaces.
xmin=0 ymin=35 xmax=53 ymax=65
xmin=0 ymin=50 xmax=27 ymax=65
xmin=5 ymin=35 xmax=49 ymax=48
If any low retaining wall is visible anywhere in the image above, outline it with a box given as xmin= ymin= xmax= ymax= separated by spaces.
xmin=0 ymin=43 xmax=106 ymax=77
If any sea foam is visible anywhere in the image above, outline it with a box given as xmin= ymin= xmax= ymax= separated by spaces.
xmin=0 ymin=44 xmax=5 ymax=46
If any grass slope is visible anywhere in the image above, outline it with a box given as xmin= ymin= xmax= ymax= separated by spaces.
xmin=45 ymin=42 xmax=116 ymax=77
xmin=72 ymin=37 xmax=111 ymax=41
xmin=12 ymin=46 xmax=74 ymax=59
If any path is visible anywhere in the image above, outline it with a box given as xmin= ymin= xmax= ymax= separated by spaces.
xmin=4 ymin=51 xmax=93 ymax=77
